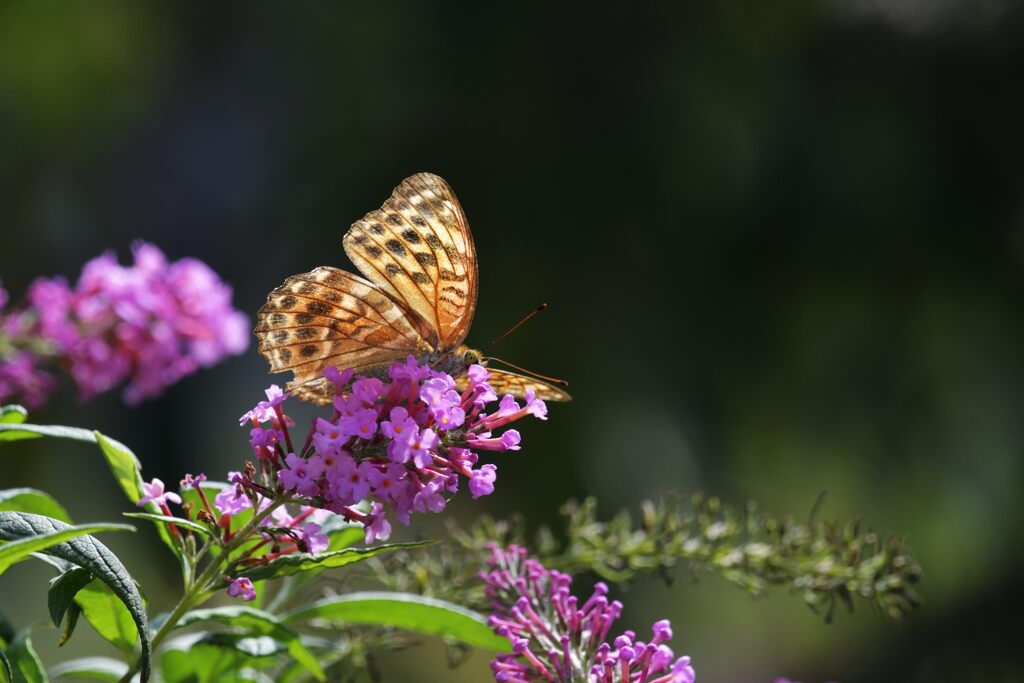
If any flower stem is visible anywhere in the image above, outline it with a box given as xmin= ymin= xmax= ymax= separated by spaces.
xmin=118 ymin=497 xmax=287 ymax=682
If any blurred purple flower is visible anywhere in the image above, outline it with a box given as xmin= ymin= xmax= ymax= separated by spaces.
xmin=0 ymin=243 xmax=248 ymax=408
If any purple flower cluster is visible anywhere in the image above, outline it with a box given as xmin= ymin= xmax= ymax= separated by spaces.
xmin=0 ymin=283 xmax=56 ymax=409
xmin=242 ymin=359 xmax=547 ymax=543
xmin=0 ymin=243 xmax=249 ymax=407
xmin=483 ymin=545 xmax=695 ymax=683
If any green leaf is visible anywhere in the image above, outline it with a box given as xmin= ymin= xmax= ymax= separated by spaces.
xmin=91 ymin=433 xmax=143 ymax=505
xmin=0 ymin=422 xmax=143 ymax=509
xmin=47 ymin=567 xmax=93 ymax=629
xmin=261 ymin=524 xmax=366 ymax=613
xmin=0 ymin=610 xmax=16 ymax=645
xmin=0 ymin=405 xmax=27 ymax=423
xmin=175 ymin=606 xmax=323 ymax=681
xmin=48 ymin=657 xmax=128 ymax=682
xmin=161 ymin=632 xmax=284 ymax=683
xmin=328 ymin=526 xmax=365 ymax=551
xmin=75 ymin=580 xmax=139 ymax=652
xmin=57 ymin=603 xmax=81 ymax=648
xmin=7 ymin=626 xmax=46 ymax=683
xmin=94 ymin=433 xmax=182 ymax=563
xmin=0 ymin=423 xmax=108 ymax=445
xmin=0 ymin=513 xmax=151 ymax=682
xmin=0 ymin=649 xmax=11 ymax=683
xmin=0 ymin=520 xmax=134 ymax=575
xmin=284 ymin=591 xmax=511 ymax=652
xmin=122 ymin=513 xmax=216 ymax=540
xmin=178 ymin=480 xmax=229 ymax=511
xmin=0 ymin=421 xmax=181 ymax=562
xmin=0 ymin=490 xmax=71 ymax=524
xmin=237 ymin=541 xmax=432 ymax=582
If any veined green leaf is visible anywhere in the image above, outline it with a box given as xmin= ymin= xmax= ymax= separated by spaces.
xmin=0 ymin=513 xmax=151 ymax=682
xmin=284 ymin=591 xmax=510 ymax=652
xmin=0 ymin=520 xmax=133 ymax=575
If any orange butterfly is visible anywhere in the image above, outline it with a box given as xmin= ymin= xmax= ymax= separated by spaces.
xmin=255 ymin=172 xmax=571 ymax=405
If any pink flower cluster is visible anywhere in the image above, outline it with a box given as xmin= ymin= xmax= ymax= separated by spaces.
xmin=241 ymin=358 xmax=547 ymax=543
xmin=0 ymin=283 xmax=56 ymax=409
xmin=0 ymin=242 xmax=249 ymax=406
xmin=483 ymin=545 xmax=695 ymax=683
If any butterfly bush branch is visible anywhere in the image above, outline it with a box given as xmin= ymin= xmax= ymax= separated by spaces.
xmin=547 ymin=494 xmax=922 ymax=623
xmin=367 ymin=493 xmax=921 ymax=626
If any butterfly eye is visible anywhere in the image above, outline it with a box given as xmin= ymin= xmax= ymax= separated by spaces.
xmin=464 ymin=349 xmax=482 ymax=366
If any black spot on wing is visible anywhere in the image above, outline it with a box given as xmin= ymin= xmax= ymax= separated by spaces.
xmin=307 ymin=301 xmax=332 ymax=315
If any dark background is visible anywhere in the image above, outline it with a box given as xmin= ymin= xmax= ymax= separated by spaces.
xmin=2 ymin=2 xmax=1023 ymax=681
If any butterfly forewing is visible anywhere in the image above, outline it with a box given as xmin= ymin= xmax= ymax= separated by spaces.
xmin=255 ymin=266 xmax=426 ymax=404
xmin=343 ymin=172 xmax=478 ymax=350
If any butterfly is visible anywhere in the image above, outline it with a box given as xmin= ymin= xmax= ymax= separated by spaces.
xmin=254 ymin=172 xmax=571 ymax=405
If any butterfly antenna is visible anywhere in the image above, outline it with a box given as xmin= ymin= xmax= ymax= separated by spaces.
xmin=490 ymin=303 xmax=548 ymax=348
xmin=484 ymin=355 xmax=569 ymax=387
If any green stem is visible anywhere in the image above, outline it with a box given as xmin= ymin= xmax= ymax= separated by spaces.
xmin=118 ymin=497 xmax=287 ymax=682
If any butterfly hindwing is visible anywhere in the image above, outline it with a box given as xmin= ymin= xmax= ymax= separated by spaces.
xmin=343 ymin=172 xmax=478 ymax=350
xmin=458 ymin=368 xmax=572 ymax=402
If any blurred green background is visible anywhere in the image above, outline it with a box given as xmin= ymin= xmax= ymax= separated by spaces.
xmin=2 ymin=1 xmax=1023 ymax=681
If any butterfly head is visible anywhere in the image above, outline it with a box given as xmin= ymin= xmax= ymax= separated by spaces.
xmin=462 ymin=347 xmax=484 ymax=367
